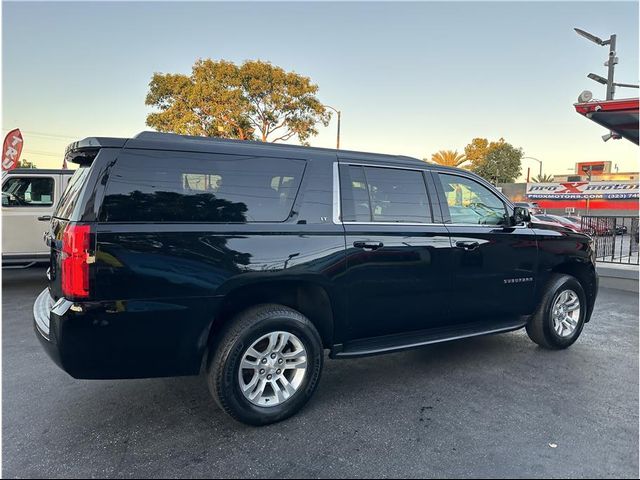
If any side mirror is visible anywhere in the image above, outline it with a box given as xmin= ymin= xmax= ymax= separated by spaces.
xmin=512 ymin=206 xmax=531 ymax=225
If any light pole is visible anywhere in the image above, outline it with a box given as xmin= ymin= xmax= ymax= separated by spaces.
xmin=323 ymin=104 xmax=341 ymax=149
xmin=575 ymin=28 xmax=618 ymax=100
xmin=574 ymin=28 xmax=639 ymax=100
xmin=522 ymin=156 xmax=543 ymax=179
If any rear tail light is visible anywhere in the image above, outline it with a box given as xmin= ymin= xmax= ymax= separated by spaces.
xmin=61 ymin=224 xmax=91 ymax=299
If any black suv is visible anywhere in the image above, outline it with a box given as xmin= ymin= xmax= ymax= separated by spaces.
xmin=34 ymin=132 xmax=598 ymax=425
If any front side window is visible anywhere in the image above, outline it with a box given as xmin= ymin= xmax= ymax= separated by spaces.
xmin=101 ymin=150 xmax=306 ymax=223
xmin=438 ymin=173 xmax=506 ymax=225
xmin=2 ymin=177 xmax=54 ymax=207
xmin=340 ymin=165 xmax=431 ymax=223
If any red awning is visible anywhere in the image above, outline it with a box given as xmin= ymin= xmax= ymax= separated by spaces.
xmin=574 ymin=98 xmax=639 ymax=145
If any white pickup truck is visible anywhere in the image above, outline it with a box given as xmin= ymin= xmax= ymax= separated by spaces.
xmin=2 ymin=168 xmax=75 ymax=266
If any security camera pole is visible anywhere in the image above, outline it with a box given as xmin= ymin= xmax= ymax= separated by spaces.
xmin=604 ymin=34 xmax=616 ymax=101
xmin=574 ymin=28 xmax=617 ymax=100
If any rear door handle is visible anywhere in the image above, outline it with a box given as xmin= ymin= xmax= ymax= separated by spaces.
xmin=353 ymin=241 xmax=384 ymax=250
xmin=455 ymin=240 xmax=480 ymax=251
xmin=37 ymin=215 xmax=51 ymax=222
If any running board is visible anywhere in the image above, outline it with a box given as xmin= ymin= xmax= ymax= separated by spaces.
xmin=331 ymin=318 xmax=527 ymax=359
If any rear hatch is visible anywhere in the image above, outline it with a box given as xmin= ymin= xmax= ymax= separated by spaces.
xmin=48 ymin=138 xmax=126 ymax=301
xmin=48 ymin=166 xmax=92 ymax=300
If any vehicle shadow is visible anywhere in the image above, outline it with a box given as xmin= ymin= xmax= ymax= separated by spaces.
xmin=2 ymin=266 xmax=47 ymax=291
xmin=49 ymin=331 xmax=536 ymax=431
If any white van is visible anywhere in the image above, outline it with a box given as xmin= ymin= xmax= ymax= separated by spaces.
xmin=2 ymin=168 xmax=74 ymax=266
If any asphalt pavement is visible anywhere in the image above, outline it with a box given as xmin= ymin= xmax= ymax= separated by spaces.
xmin=2 ymin=267 xmax=638 ymax=478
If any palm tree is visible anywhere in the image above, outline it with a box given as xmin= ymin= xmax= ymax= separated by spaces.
xmin=426 ymin=150 xmax=468 ymax=167
xmin=531 ymin=173 xmax=554 ymax=183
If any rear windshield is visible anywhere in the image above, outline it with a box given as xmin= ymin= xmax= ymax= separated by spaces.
xmin=54 ymin=166 xmax=91 ymax=219
xmin=100 ymin=150 xmax=306 ymax=223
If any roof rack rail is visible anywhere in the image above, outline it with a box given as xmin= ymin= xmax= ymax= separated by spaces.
xmin=134 ymin=131 xmax=317 ymax=151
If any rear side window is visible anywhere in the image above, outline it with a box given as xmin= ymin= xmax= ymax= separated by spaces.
xmin=339 ymin=166 xmax=371 ymax=222
xmin=100 ymin=150 xmax=305 ymax=223
xmin=340 ymin=165 xmax=432 ymax=223
xmin=55 ymin=167 xmax=90 ymax=219
xmin=2 ymin=177 xmax=54 ymax=207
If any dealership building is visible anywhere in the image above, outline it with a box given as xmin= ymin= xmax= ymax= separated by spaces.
xmin=501 ymin=161 xmax=639 ymax=217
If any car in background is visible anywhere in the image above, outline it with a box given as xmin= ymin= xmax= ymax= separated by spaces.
xmin=563 ymin=216 xmax=616 ymax=236
xmin=614 ymin=224 xmax=628 ymax=235
xmin=2 ymin=168 xmax=75 ymax=267
xmin=514 ymin=201 xmax=543 ymax=215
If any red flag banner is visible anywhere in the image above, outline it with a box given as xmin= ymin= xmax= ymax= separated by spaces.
xmin=2 ymin=129 xmax=24 ymax=171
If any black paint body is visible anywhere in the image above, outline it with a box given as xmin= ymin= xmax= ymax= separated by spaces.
xmin=34 ymin=133 xmax=598 ymax=379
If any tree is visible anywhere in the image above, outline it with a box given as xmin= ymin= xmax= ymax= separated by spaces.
xmin=531 ymin=173 xmax=554 ymax=183
xmin=472 ymin=142 xmax=523 ymax=184
xmin=463 ymin=137 xmax=523 ymax=184
xmin=145 ymin=59 xmax=331 ymax=145
xmin=427 ymin=150 xmax=468 ymax=167
xmin=463 ymin=137 xmax=508 ymax=171
xmin=17 ymin=158 xmax=36 ymax=168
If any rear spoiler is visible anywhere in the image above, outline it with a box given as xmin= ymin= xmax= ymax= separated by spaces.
xmin=64 ymin=137 xmax=127 ymax=165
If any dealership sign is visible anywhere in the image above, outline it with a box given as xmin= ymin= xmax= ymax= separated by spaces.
xmin=2 ymin=129 xmax=23 ymax=171
xmin=527 ymin=182 xmax=639 ymax=200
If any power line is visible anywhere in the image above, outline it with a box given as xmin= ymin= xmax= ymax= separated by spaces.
xmin=22 ymin=150 xmax=62 ymax=158
xmin=2 ymin=130 xmax=79 ymax=140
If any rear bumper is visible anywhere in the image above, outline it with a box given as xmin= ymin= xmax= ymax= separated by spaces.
xmin=33 ymin=288 xmax=220 ymax=379
xmin=33 ymin=289 xmax=70 ymax=371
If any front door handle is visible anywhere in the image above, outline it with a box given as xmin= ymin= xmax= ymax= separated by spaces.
xmin=353 ymin=241 xmax=384 ymax=250
xmin=37 ymin=215 xmax=51 ymax=222
xmin=455 ymin=240 xmax=480 ymax=251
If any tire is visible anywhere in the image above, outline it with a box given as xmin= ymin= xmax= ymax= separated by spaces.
xmin=526 ymin=274 xmax=587 ymax=350
xmin=207 ymin=304 xmax=324 ymax=426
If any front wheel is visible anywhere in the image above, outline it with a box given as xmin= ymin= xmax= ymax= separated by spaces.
xmin=207 ymin=304 xmax=324 ymax=426
xmin=526 ymin=274 xmax=587 ymax=350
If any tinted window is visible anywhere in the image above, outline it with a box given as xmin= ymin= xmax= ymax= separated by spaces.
xmin=55 ymin=167 xmax=90 ymax=219
xmin=2 ymin=177 xmax=54 ymax=207
xmin=101 ymin=150 xmax=305 ymax=223
xmin=438 ymin=173 xmax=506 ymax=225
xmin=340 ymin=166 xmax=371 ymax=222
xmin=340 ymin=165 xmax=431 ymax=223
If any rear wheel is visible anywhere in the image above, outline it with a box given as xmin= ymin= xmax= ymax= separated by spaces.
xmin=207 ymin=304 xmax=323 ymax=426
xmin=526 ymin=274 xmax=587 ymax=350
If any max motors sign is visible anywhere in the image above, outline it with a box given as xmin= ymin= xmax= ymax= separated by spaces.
xmin=527 ymin=181 xmax=639 ymax=200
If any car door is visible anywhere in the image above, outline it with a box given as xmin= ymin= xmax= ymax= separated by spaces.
xmin=337 ymin=160 xmax=452 ymax=341
xmin=2 ymin=174 xmax=56 ymax=259
xmin=432 ymin=171 xmax=538 ymax=325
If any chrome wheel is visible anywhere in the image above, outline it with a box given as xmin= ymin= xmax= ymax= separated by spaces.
xmin=238 ymin=331 xmax=308 ymax=407
xmin=551 ymin=289 xmax=581 ymax=338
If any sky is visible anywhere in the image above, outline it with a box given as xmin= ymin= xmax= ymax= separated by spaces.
xmin=2 ymin=1 xmax=639 ymax=178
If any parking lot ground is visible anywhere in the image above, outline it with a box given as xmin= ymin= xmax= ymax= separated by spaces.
xmin=2 ymin=267 xmax=638 ymax=479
